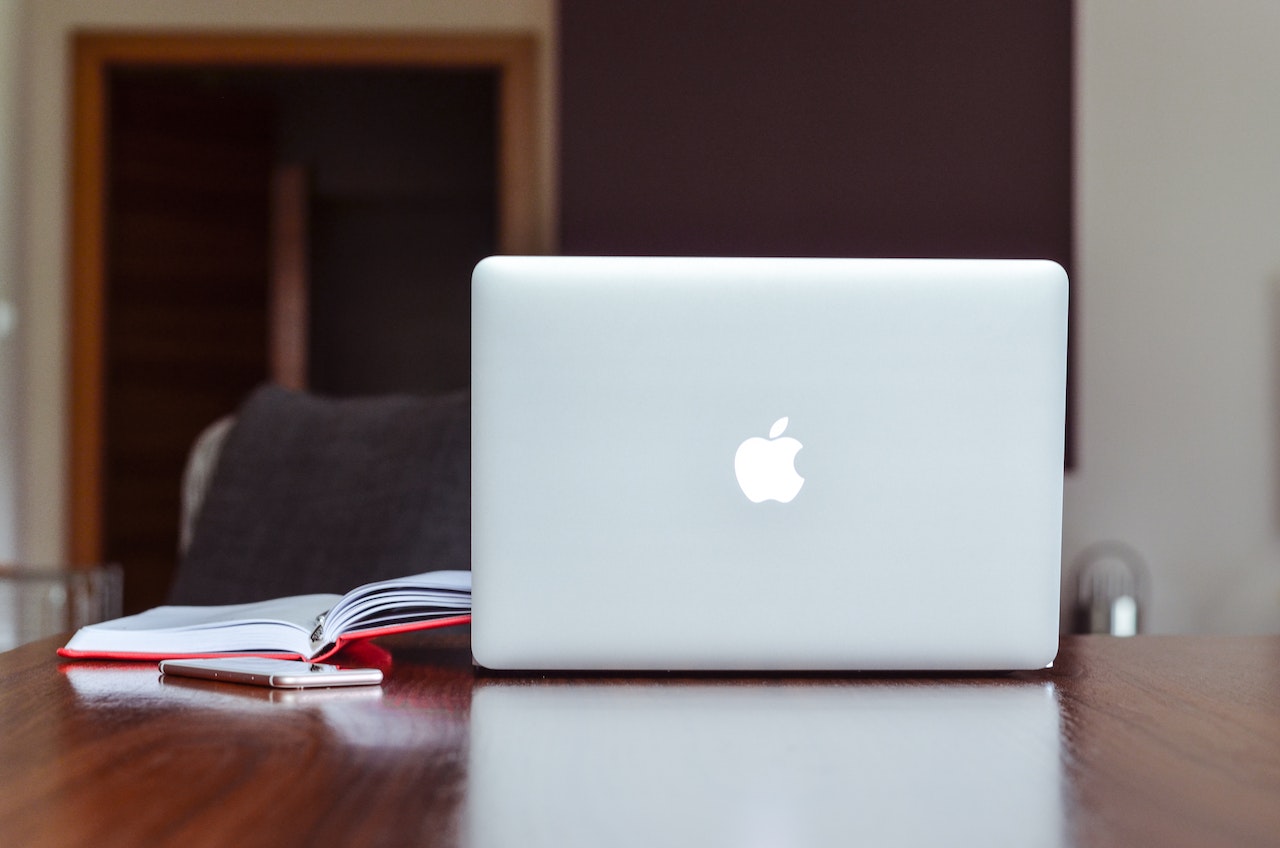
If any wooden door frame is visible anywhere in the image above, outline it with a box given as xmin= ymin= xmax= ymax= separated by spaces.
xmin=69 ymin=31 xmax=542 ymax=564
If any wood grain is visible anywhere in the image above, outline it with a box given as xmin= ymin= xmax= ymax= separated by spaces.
xmin=0 ymin=634 xmax=1277 ymax=847
xmin=269 ymin=165 xmax=310 ymax=391
xmin=1048 ymin=636 xmax=1280 ymax=848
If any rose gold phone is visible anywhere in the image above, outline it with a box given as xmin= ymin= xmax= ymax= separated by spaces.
xmin=159 ymin=657 xmax=383 ymax=689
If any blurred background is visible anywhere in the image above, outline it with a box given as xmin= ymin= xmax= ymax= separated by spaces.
xmin=0 ymin=0 xmax=1277 ymax=634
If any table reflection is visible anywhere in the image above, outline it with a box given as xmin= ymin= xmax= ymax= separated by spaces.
xmin=467 ymin=681 xmax=1065 ymax=848
xmin=60 ymin=663 xmax=470 ymax=752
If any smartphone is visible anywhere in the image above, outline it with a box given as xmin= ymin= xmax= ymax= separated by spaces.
xmin=158 ymin=657 xmax=383 ymax=689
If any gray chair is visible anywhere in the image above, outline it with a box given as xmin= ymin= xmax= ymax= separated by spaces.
xmin=168 ymin=384 xmax=470 ymax=605
xmin=179 ymin=415 xmax=236 ymax=558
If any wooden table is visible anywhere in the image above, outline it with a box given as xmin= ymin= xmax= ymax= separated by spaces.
xmin=1 ymin=631 xmax=1277 ymax=847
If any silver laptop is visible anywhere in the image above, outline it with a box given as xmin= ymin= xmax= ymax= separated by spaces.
xmin=471 ymin=256 xmax=1067 ymax=670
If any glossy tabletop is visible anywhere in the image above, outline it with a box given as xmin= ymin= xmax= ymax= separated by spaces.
xmin=1 ymin=631 xmax=1278 ymax=847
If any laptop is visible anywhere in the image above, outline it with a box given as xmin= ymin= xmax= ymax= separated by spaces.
xmin=471 ymin=256 xmax=1068 ymax=670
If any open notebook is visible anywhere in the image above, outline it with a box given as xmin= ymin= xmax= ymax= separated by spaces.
xmin=58 ymin=571 xmax=471 ymax=662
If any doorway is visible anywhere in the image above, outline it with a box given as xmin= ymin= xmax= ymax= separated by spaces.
xmin=71 ymin=33 xmax=540 ymax=611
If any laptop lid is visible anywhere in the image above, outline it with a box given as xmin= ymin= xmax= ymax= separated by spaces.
xmin=471 ymin=256 xmax=1067 ymax=670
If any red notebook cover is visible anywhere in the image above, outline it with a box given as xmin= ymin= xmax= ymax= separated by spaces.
xmin=56 ymin=614 xmax=471 ymax=662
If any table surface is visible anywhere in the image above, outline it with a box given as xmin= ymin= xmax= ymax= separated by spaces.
xmin=1 ymin=631 xmax=1278 ymax=848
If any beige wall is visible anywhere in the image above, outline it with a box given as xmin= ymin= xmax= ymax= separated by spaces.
xmin=0 ymin=0 xmax=21 ymax=560
xmin=8 ymin=0 xmax=557 ymax=565
xmin=1066 ymin=0 xmax=1280 ymax=632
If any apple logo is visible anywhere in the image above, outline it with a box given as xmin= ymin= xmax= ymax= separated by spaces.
xmin=734 ymin=417 xmax=805 ymax=503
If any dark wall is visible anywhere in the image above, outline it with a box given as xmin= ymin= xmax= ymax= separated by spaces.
xmin=559 ymin=0 xmax=1072 ymax=264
